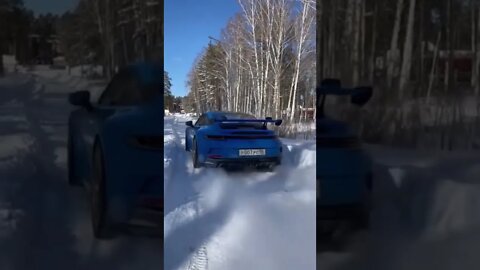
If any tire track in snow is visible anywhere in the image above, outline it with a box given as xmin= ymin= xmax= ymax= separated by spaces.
xmin=3 ymin=73 xmax=80 ymax=270
xmin=165 ymin=116 xmax=203 ymax=208
xmin=186 ymin=246 xmax=208 ymax=270
xmin=164 ymin=116 xmax=209 ymax=270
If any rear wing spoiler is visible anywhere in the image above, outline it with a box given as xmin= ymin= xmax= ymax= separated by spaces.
xmin=215 ymin=118 xmax=283 ymax=126
xmin=317 ymin=78 xmax=373 ymax=106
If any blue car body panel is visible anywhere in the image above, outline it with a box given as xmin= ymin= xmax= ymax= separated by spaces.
xmin=68 ymin=63 xmax=163 ymax=223
xmin=316 ymin=117 xmax=372 ymax=219
xmin=317 ymin=148 xmax=371 ymax=205
xmin=185 ymin=111 xmax=282 ymax=167
xmin=316 ymin=80 xmax=374 ymax=223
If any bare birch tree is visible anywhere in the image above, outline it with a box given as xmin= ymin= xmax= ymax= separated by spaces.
xmin=186 ymin=0 xmax=315 ymax=125
xmin=288 ymin=0 xmax=315 ymax=121
xmin=387 ymin=0 xmax=404 ymax=88
xmin=398 ymin=0 xmax=416 ymax=99
xmin=352 ymin=0 xmax=362 ymax=85
xmin=475 ymin=5 xmax=480 ymax=95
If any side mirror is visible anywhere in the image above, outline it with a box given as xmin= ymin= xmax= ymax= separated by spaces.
xmin=185 ymin=120 xmax=193 ymax=127
xmin=318 ymin=78 xmax=342 ymax=96
xmin=69 ymin=91 xmax=92 ymax=109
xmin=320 ymin=78 xmax=341 ymax=89
xmin=274 ymin=119 xmax=283 ymax=126
xmin=351 ymin=86 xmax=373 ymax=106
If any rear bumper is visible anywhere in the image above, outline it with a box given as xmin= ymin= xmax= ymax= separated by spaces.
xmin=198 ymin=138 xmax=283 ymax=162
xmin=204 ymin=156 xmax=281 ymax=167
xmin=105 ymin=174 xmax=162 ymax=223
xmin=138 ymin=196 xmax=163 ymax=211
xmin=137 ymin=175 xmax=163 ymax=197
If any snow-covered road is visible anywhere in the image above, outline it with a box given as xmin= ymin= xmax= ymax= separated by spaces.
xmin=0 ymin=68 xmax=161 ymax=270
xmin=163 ymin=115 xmax=316 ymax=270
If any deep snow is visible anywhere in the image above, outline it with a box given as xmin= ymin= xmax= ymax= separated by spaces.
xmin=0 ymin=67 xmax=161 ymax=270
xmin=163 ymin=115 xmax=316 ymax=270
xmin=317 ymin=145 xmax=480 ymax=270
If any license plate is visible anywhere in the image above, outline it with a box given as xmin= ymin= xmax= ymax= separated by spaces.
xmin=239 ymin=149 xmax=266 ymax=156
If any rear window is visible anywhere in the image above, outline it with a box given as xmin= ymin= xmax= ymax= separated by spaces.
xmin=134 ymin=64 xmax=163 ymax=103
xmin=215 ymin=113 xmax=256 ymax=120
xmin=139 ymin=83 xmax=162 ymax=102
xmin=215 ymin=113 xmax=265 ymax=129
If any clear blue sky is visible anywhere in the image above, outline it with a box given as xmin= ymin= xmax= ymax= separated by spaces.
xmin=23 ymin=0 xmax=78 ymax=15
xmin=165 ymin=0 xmax=240 ymax=97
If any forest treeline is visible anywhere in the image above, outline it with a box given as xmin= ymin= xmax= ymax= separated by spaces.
xmin=183 ymin=0 xmax=316 ymax=123
xmin=0 ymin=0 xmax=163 ymax=77
xmin=58 ymin=0 xmax=163 ymax=79
xmin=319 ymin=0 xmax=480 ymax=150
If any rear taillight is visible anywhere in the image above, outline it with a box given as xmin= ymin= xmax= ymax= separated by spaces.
xmin=208 ymin=154 xmax=223 ymax=159
xmin=206 ymin=135 xmax=225 ymax=140
xmin=207 ymin=135 xmax=276 ymax=140
xmin=130 ymin=136 xmax=163 ymax=150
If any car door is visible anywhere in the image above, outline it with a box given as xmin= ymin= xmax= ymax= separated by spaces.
xmin=187 ymin=114 xmax=207 ymax=144
xmin=78 ymin=68 xmax=138 ymax=180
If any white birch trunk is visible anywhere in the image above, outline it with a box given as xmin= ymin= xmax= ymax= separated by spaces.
xmin=369 ymin=2 xmax=378 ymax=82
xmin=289 ymin=0 xmax=314 ymax=122
xmin=352 ymin=0 xmax=361 ymax=86
xmin=398 ymin=0 xmax=416 ymax=99
xmin=472 ymin=4 xmax=477 ymax=89
xmin=387 ymin=0 xmax=404 ymax=88
xmin=427 ymin=31 xmax=441 ymax=104
xmin=475 ymin=7 xmax=480 ymax=95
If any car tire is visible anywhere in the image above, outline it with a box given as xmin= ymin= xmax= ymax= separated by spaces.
xmin=267 ymin=158 xmax=282 ymax=171
xmin=192 ymin=139 xmax=200 ymax=169
xmin=67 ymin=133 xmax=82 ymax=186
xmin=261 ymin=164 xmax=275 ymax=172
xmin=356 ymin=211 xmax=370 ymax=230
xmin=91 ymin=141 xmax=115 ymax=239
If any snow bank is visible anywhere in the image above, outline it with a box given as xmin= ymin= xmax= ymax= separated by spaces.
xmin=68 ymin=65 xmax=103 ymax=78
xmin=328 ymin=146 xmax=480 ymax=270
xmin=279 ymin=121 xmax=316 ymax=140
xmin=0 ymin=135 xmax=31 ymax=238
xmin=373 ymin=152 xmax=480 ymax=237
xmin=282 ymin=139 xmax=316 ymax=168
xmin=1 ymin=55 xmax=17 ymax=73
xmin=165 ymin=168 xmax=316 ymax=270
xmin=0 ymin=134 xmax=35 ymax=160
xmin=28 ymin=66 xmax=107 ymax=102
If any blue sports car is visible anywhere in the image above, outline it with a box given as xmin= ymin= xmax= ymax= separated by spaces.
xmin=67 ymin=63 xmax=163 ymax=239
xmin=185 ymin=111 xmax=283 ymax=170
xmin=316 ymin=79 xmax=373 ymax=238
